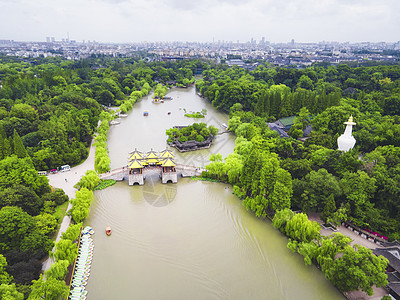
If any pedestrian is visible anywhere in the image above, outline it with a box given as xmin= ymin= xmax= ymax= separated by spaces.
xmin=65 ymin=178 xmax=68 ymax=182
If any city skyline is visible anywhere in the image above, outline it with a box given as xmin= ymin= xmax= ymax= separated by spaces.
xmin=1 ymin=0 xmax=399 ymax=44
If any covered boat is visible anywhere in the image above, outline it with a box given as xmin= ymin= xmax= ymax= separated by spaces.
xmin=105 ymin=227 xmax=111 ymax=236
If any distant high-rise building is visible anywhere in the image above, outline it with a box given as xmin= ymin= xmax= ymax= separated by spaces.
xmin=51 ymin=37 xmax=55 ymax=43
xmin=291 ymin=39 xmax=295 ymax=45
xmin=46 ymin=37 xmax=51 ymax=43
xmin=261 ymin=37 xmax=265 ymax=45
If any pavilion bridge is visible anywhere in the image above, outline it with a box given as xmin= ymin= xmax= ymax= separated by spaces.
xmin=99 ymin=149 xmax=205 ymax=185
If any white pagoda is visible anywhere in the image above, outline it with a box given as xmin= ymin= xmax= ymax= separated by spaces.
xmin=337 ymin=115 xmax=356 ymax=152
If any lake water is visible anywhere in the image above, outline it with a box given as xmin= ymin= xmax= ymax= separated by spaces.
xmin=85 ymin=87 xmax=344 ymax=300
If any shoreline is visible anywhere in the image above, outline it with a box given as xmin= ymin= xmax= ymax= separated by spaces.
xmin=41 ymin=138 xmax=97 ymax=271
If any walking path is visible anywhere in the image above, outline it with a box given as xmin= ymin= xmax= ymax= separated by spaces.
xmin=41 ymin=140 xmax=96 ymax=271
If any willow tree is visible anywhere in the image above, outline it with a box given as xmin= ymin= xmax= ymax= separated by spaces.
xmin=325 ymin=245 xmax=388 ymax=296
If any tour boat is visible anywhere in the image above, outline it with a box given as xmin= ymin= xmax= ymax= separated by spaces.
xmin=105 ymin=227 xmax=112 ymax=236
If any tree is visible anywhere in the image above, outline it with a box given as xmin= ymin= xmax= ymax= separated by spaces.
xmin=69 ymin=188 xmax=93 ymax=223
xmin=9 ymin=103 xmax=38 ymax=123
xmin=297 ymin=75 xmax=314 ymax=90
xmin=76 ymin=170 xmax=100 ymax=190
xmin=2 ymin=138 xmax=12 ymax=157
xmin=41 ymin=188 xmax=68 ymax=206
xmin=44 ymin=260 xmax=69 ymax=280
xmin=284 ymin=213 xmax=321 ymax=242
xmin=327 ymin=203 xmax=349 ymax=227
xmin=20 ymin=231 xmax=54 ymax=253
xmin=0 ymin=156 xmax=50 ymax=197
xmin=0 ymin=184 xmax=43 ymax=215
xmin=235 ymin=123 xmax=258 ymax=140
xmin=301 ymin=168 xmax=341 ymax=213
xmin=287 ymin=239 xmax=319 ymax=266
xmin=53 ymin=239 xmax=78 ymax=264
xmin=325 ymin=245 xmax=388 ymax=296
xmin=12 ymin=129 xmax=27 ymax=158
xmin=340 ymin=171 xmax=376 ymax=224
xmin=223 ymin=153 xmax=243 ymax=184
xmin=0 ymin=255 xmax=12 ymax=285
xmin=98 ymin=90 xmax=114 ymax=106
xmin=294 ymin=107 xmax=311 ymax=130
xmin=0 ymin=206 xmax=34 ymax=252
xmin=28 ymin=274 xmax=68 ymax=300
xmin=321 ymin=194 xmax=336 ymax=223
xmin=0 ymin=284 xmax=24 ymax=300
xmin=33 ymin=213 xmax=57 ymax=236
xmin=273 ymin=208 xmax=295 ymax=233
xmin=270 ymin=168 xmax=292 ymax=212
xmin=61 ymin=222 xmax=82 ymax=241
xmin=95 ymin=146 xmax=111 ymax=173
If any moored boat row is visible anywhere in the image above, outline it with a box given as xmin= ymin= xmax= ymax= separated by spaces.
xmin=69 ymin=226 xmax=94 ymax=300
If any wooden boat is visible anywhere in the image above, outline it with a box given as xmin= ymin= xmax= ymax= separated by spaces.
xmin=105 ymin=227 xmax=112 ymax=236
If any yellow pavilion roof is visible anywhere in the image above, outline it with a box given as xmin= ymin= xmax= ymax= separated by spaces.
xmin=146 ymin=157 xmax=161 ymax=164
xmin=128 ymin=159 xmax=144 ymax=169
xmin=146 ymin=150 xmax=159 ymax=159
xmin=129 ymin=153 xmax=144 ymax=160
xmin=162 ymin=158 xmax=176 ymax=167
xmin=159 ymin=149 xmax=174 ymax=158
xmin=129 ymin=149 xmax=144 ymax=160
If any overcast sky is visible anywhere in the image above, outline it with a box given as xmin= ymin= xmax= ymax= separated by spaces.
xmin=0 ymin=0 xmax=399 ymax=43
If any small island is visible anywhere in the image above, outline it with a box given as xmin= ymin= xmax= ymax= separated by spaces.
xmin=166 ymin=122 xmax=218 ymax=152
xmin=184 ymin=108 xmax=207 ymax=118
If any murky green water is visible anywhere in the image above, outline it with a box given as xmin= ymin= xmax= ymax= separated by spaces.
xmin=85 ymin=87 xmax=343 ymax=299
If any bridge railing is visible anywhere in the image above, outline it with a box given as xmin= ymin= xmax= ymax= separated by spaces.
xmin=101 ymin=164 xmax=206 ymax=178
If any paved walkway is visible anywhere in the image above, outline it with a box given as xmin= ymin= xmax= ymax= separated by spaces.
xmin=308 ymin=213 xmax=382 ymax=249
xmin=307 ymin=212 xmax=389 ymax=300
xmin=41 ymin=140 xmax=96 ymax=271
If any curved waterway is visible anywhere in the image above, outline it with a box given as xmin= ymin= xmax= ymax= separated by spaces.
xmin=85 ymin=87 xmax=343 ymax=299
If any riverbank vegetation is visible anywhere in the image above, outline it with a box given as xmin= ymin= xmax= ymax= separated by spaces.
xmin=153 ymin=83 xmax=168 ymax=98
xmin=1 ymin=53 xmax=399 ymax=297
xmin=0 ymin=55 xmax=205 ymax=298
xmin=272 ymin=209 xmax=388 ymax=296
xmin=94 ymin=179 xmax=116 ymax=190
xmin=198 ymin=63 xmax=400 ymax=296
xmin=184 ymin=108 xmax=207 ymax=118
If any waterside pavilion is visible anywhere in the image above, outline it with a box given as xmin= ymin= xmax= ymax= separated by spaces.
xmin=127 ymin=149 xmax=178 ymax=185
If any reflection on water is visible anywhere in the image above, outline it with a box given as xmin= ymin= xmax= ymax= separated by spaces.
xmin=142 ymin=173 xmax=177 ymax=207
xmin=85 ymin=87 xmax=344 ymax=300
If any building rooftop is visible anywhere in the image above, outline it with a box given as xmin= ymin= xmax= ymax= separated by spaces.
xmin=373 ymin=247 xmax=400 ymax=273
